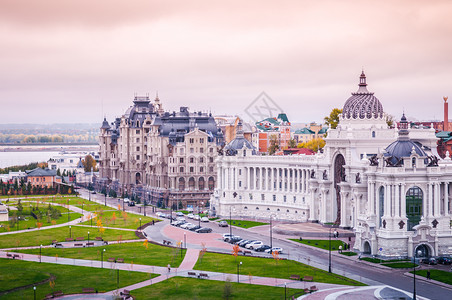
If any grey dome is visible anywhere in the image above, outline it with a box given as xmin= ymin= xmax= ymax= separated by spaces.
xmin=342 ymin=72 xmax=384 ymax=119
xmin=224 ymin=121 xmax=256 ymax=155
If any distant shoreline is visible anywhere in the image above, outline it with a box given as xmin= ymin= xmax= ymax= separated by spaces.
xmin=0 ymin=143 xmax=98 ymax=152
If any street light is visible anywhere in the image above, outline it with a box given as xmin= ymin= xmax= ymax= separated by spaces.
xmin=39 ymin=244 xmax=42 ymax=263
xmin=328 ymin=227 xmax=332 ymax=273
xmin=229 ymin=207 xmax=232 ymax=237
xmin=82 ymin=203 xmax=84 ymax=215
xmin=270 ymin=214 xmax=274 ymax=249
xmin=33 ymin=286 xmax=36 ymax=300
xmin=284 ymin=282 xmax=287 ymax=299
xmin=139 ymin=218 xmax=142 ymax=230
xmin=413 ymin=249 xmax=422 ymax=300
xmin=104 ymin=185 xmax=107 ymax=207
xmin=101 ymin=248 xmax=106 ymax=268
xmin=237 ymin=261 xmax=242 ymax=283
xmin=87 ymin=231 xmax=90 ymax=246
xmin=69 ymin=226 xmax=72 ymax=238
xmin=67 ymin=199 xmax=70 ymax=222
xmin=184 ymin=232 xmax=186 ymax=249
xmin=144 ymin=194 xmax=147 ymax=217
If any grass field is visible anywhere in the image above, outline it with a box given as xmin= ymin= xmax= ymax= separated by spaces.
xmin=381 ymin=262 xmax=417 ymax=268
xmin=80 ymin=209 xmax=158 ymax=229
xmin=290 ymin=239 xmax=346 ymax=251
xmin=194 ymin=252 xmax=364 ymax=286
xmin=13 ymin=242 xmax=187 ymax=267
xmin=0 ymin=258 xmax=153 ymax=300
xmin=0 ymin=226 xmax=138 ymax=248
xmin=131 ymin=276 xmax=305 ymax=300
xmin=411 ymin=269 xmax=452 ymax=285
xmin=223 ymin=219 xmax=268 ymax=228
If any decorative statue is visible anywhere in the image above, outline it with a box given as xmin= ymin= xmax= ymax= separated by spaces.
xmin=427 ymin=155 xmax=439 ymax=167
xmin=369 ymin=155 xmax=379 ymax=166
xmin=311 ymin=170 xmax=316 ymax=179
xmin=323 ymin=170 xmax=328 ymax=180
xmin=355 ymin=172 xmax=361 ymax=183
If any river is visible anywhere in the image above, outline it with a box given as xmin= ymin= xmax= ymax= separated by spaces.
xmin=0 ymin=144 xmax=98 ymax=168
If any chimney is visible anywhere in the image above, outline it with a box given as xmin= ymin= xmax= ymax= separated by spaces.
xmin=444 ymin=96 xmax=449 ymax=131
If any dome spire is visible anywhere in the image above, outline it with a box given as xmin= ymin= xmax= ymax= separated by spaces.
xmin=356 ymin=70 xmax=369 ymax=93
xmin=398 ymin=113 xmax=409 ymax=140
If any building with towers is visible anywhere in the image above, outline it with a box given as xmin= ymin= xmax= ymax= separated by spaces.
xmin=212 ymin=71 xmax=452 ymax=258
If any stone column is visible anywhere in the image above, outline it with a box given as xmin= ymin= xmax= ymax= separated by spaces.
xmin=401 ymin=183 xmax=407 ymax=219
xmin=277 ymin=168 xmax=280 ymax=192
xmin=246 ymin=167 xmax=250 ymax=190
xmin=434 ymin=182 xmax=440 ymax=217
xmin=444 ymin=182 xmax=449 ymax=216
xmin=340 ymin=191 xmax=347 ymax=227
xmin=383 ymin=183 xmax=389 ymax=218
xmin=253 ymin=167 xmax=257 ymax=190
xmin=395 ymin=184 xmax=400 ymax=218
xmin=271 ymin=168 xmax=275 ymax=191
xmin=292 ymin=168 xmax=296 ymax=193
xmin=428 ymin=183 xmax=433 ymax=217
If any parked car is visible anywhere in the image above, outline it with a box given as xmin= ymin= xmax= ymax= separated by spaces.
xmin=180 ymin=222 xmax=194 ymax=229
xmin=437 ymin=256 xmax=452 ymax=265
xmin=201 ymin=217 xmax=210 ymax=222
xmin=187 ymin=213 xmax=194 ymax=219
xmin=245 ymin=241 xmax=263 ymax=250
xmin=255 ymin=245 xmax=272 ymax=252
xmin=176 ymin=212 xmax=185 ymax=217
xmin=177 ymin=217 xmax=185 ymax=222
xmin=123 ymin=198 xmax=130 ymax=203
xmin=223 ymin=233 xmax=233 ymax=241
xmin=189 ymin=225 xmax=201 ymax=231
xmin=238 ymin=240 xmax=255 ymax=247
xmin=265 ymin=247 xmax=283 ymax=254
xmin=193 ymin=215 xmax=200 ymax=220
xmin=91 ymin=191 xmax=96 ymax=194
xmin=421 ymin=257 xmax=437 ymax=265
xmin=218 ymin=221 xmax=229 ymax=227
xmin=195 ymin=227 xmax=213 ymax=233
xmin=127 ymin=201 xmax=135 ymax=206
xmin=228 ymin=237 xmax=242 ymax=244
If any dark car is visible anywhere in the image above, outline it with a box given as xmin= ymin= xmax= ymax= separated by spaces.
xmin=189 ymin=225 xmax=201 ymax=231
xmin=240 ymin=240 xmax=256 ymax=247
xmin=438 ymin=256 xmax=452 ymax=265
xmin=421 ymin=257 xmax=438 ymax=265
xmin=255 ymin=245 xmax=272 ymax=252
xmin=195 ymin=227 xmax=212 ymax=233
xmin=228 ymin=237 xmax=242 ymax=244
xmin=128 ymin=201 xmax=135 ymax=206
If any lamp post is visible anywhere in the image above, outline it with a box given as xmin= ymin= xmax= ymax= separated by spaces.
xmin=123 ymin=188 xmax=126 ymax=212
xmin=144 ymin=193 xmax=147 ymax=217
xmin=87 ymin=231 xmax=90 ymax=246
xmin=413 ymin=250 xmax=421 ymax=300
xmin=104 ymin=184 xmax=107 ymax=207
xmin=184 ymin=232 xmax=186 ymax=249
xmin=284 ymin=282 xmax=287 ymax=299
xmin=117 ymin=268 xmax=120 ymax=290
xmin=67 ymin=199 xmax=70 ymax=222
xmin=237 ymin=261 xmax=242 ymax=283
xmin=69 ymin=225 xmax=72 ymax=238
xmin=229 ymin=207 xmax=232 ymax=237
xmin=328 ymin=227 xmax=332 ymax=273
xmin=33 ymin=286 xmax=36 ymax=300
xmin=39 ymin=244 xmax=42 ymax=263
xmin=101 ymin=248 xmax=106 ymax=268
xmin=82 ymin=203 xmax=84 ymax=215
xmin=198 ymin=202 xmax=201 ymax=227
xmin=139 ymin=218 xmax=142 ymax=230
xmin=270 ymin=215 xmax=274 ymax=249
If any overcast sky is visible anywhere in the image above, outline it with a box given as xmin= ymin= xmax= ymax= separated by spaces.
xmin=1 ymin=0 xmax=451 ymax=125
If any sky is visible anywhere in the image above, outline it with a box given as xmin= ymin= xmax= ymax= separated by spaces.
xmin=1 ymin=0 xmax=452 ymax=125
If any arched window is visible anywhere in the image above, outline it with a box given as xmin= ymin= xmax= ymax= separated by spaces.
xmin=412 ymin=157 xmax=416 ymax=168
xmin=379 ymin=186 xmax=384 ymax=227
xmin=188 ymin=177 xmax=195 ymax=190
xmin=208 ymin=176 xmax=215 ymax=190
xmin=198 ymin=177 xmax=205 ymax=190
xmin=372 ymin=131 xmax=376 ymax=138
xmin=178 ymin=178 xmax=185 ymax=191
xmin=406 ymin=186 xmax=423 ymax=231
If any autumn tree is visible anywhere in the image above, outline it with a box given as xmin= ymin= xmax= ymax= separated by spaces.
xmin=82 ymin=155 xmax=97 ymax=172
xmin=324 ymin=108 xmax=343 ymax=129
xmin=288 ymin=139 xmax=297 ymax=148
xmin=268 ymin=135 xmax=280 ymax=155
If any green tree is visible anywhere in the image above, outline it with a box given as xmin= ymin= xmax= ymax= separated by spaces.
xmin=324 ymin=108 xmax=343 ymax=129
xmin=82 ymin=155 xmax=97 ymax=172
xmin=268 ymin=135 xmax=280 ymax=155
xmin=288 ymin=139 xmax=297 ymax=148
xmin=386 ymin=114 xmax=395 ymax=128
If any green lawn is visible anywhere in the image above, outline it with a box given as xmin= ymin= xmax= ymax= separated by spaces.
xmin=223 ymin=219 xmax=268 ymax=228
xmin=411 ymin=269 xmax=452 ymax=285
xmin=194 ymin=252 xmax=364 ymax=286
xmin=290 ymin=239 xmax=346 ymax=251
xmin=0 ymin=258 xmax=153 ymax=299
xmin=131 ymin=276 xmax=305 ymax=300
xmin=0 ymin=207 xmax=82 ymax=233
xmin=13 ymin=242 xmax=186 ymax=268
xmin=80 ymin=209 xmax=158 ymax=229
xmin=0 ymin=226 xmax=138 ymax=248
xmin=382 ymin=262 xmax=417 ymax=268
xmin=340 ymin=252 xmax=357 ymax=256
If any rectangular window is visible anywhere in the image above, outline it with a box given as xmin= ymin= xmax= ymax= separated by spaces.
xmin=200 ymin=167 xmax=204 ymax=172
xmin=190 ymin=148 xmax=194 ymax=153
xmin=180 ymin=148 xmax=184 ymax=154
xmin=136 ymin=155 xmax=140 ymax=160
xmin=180 ymin=158 xmax=184 ymax=163
xmin=190 ymin=167 xmax=194 ymax=173
xmin=136 ymin=130 xmax=140 ymax=134
xmin=261 ymin=194 xmax=265 ymax=200
xmin=136 ymin=138 xmax=140 ymax=143
xmin=180 ymin=167 xmax=184 ymax=172
xmin=210 ymin=148 xmax=213 ymax=153
xmin=239 ymin=181 xmax=242 ymax=187
xmin=283 ymin=195 xmax=287 ymax=202
xmin=190 ymin=138 xmax=194 ymax=143
xmin=293 ymin=196 xmax=296 ymax=203
xmin=209 ymin=166 xmax=214 ymax=172
xmin=136 ymin=146 xmax=140 ymax=151
xmin=273 ymin=195 xmax=276 ymax=201
xmin=239 ymin=169 xmax=242 ymax=175
xmin=190 ymin=157 xmax=194 ymax=163
xmin=200 ymin=157 xmax=204 ymax=163
xmin=209 ymin=157 xmax=214 ymax=163
xmin=200 ymin=138 xmax=204 ymax=143
xmin=200 ymin=148 xmax=204 ymax=153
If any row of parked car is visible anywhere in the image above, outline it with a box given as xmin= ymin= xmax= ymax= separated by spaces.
xmin=169 ymin=216 xmax=213 ymax=233
xmin=222 ymin=234 xmax=283 ymax=254
xmin=421 ymin=256 xmax=452 ymax=265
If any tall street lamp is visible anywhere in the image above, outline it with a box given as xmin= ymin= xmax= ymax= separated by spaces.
xmin=328 ymin=227 xmax=332 ymax=273
xmin=284 ymin=282 xmax=287 ymax=299
xmin=413 ymin=249 xmax=421 ymax=300
xmin=237 ymin=261 xmax=242 ymax=283
xmin=39 ymin=244 xmax=42 ymax=263
xmin=139 ymin=218 xmax=142 ymax=230
xmin=144 ymin=194 xmax=147 ymax=217
xmin=101 ymin=248 xmax=106 ymax=268
xmin=88 ymin=231 xmax=90 ymax=246
xmin=229 ymin=207 xmax=233 ymax=237
xmin=270 ymin=215 xmax=274 ymax=249
xmin=69 ymin=226 xmax=72 ymax=238
xmin=104 ymin=185 xmax=107 ymax=207
xmin=33 ymin=286 xmax=36 ymax=300
xmin=184 ymin=232 xmax=186 ymax=249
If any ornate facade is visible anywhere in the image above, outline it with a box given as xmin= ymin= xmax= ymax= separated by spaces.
xmin=212 ymin=72 xmax=452 ymax=258
xmin=99 ymin=96 xmax=224 ymax=208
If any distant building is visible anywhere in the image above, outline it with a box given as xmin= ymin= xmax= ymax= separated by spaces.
xmin=99 ymin=96 xmax=224 ymax=208
xmin=26 ymin=168 xmax=61 ymax=188
xmin=0 ymin=202 xmax=8 ymax=222
xmin=214 ymin=115 xmax=254 ymax=144
xmin=47 ymin=152 xmax=95 ymax=174
xmin=254 ymin=113 xmax=291 ymax=153
xmin=293 ymin=123 xmax=327 ymax=144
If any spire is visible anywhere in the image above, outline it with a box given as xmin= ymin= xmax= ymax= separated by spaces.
xmin=398 ymin=113 xmax=409 ymax=140
xmin=355 ymin=70 xmax=370 ymax=94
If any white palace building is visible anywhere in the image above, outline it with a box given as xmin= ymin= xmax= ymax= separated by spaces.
xmin=211 ymin=72 xmax=452 ymax=258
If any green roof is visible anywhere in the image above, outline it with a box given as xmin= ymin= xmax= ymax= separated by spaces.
xmin=277 ymin=113 xmax=290 ymax=123
xmin=294 ymin=128 xmax=314 ymax=134
xmin=318 ymin=128 xmax=328 ymax=134
xmin=436 ymin=131 xmax=451 ymax=139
